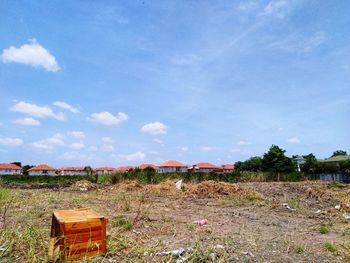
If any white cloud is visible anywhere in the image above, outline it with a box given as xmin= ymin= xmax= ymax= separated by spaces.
xmin=200 ymin=146 xmax=213 ymax=152
xmin=124 ymin=151 xmax=145 ymax=162
xmin=237 ymin=140 xmax=252 ymax=145
xmin=180 ymin=146 xmax=189 ymax=152
xmin=102 ymin=137 xmax=114 ymax=143
xmin=260 ymin=0 xmax=289 ymax=19
xmin=270 ymin=32 xmax=326 ymax=54
xmin=67 ymin=131 xmax=85 ymax=139
xmin=287 ymin=137 xmax=301 ymax=144
xmin=88 ymin=111 xmax=128 ymax=126
xmin=60 ymin=151 xmax=97 ymax=161
xmin=69 ymin=142 xmax=85 ymax=150
xmin=10 ymin=101 xmax=65 ymax=121
xmin=152 ymin=138 xmax=163 ymax=145
xmin=87 ymin=146 xmax=98 ymax=152
xmin=171 ymin=54 xmax=201 ymax=66
xmin=32 ymin=133 xmax=65 ymax=150
xmin=230 ymin=148 xmax=251 ymax=156
xmin=12 ymin=117 xmax=40 ymax=126
xmin=1 ymin=39 xmax=59 ymax=72
xmin=53 ymin=101 xmax=79 ymax=113
xmin=141 ymin=122 xmax=167 ymax=135
xmin=101 ymin=144 xmax=115 ymax=152
xmin=0 ymin=137 xmax=23 ymax=146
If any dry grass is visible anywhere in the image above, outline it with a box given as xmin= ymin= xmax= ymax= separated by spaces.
xmin=1 ymin=181 xmax=350 ymax=262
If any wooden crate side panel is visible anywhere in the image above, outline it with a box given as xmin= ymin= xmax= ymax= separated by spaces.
xmin=64 ymin=230 xmax=102 ymax=245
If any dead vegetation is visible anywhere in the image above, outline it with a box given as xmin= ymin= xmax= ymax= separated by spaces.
xmin=1 ymin=180 xmax=350 ymax=262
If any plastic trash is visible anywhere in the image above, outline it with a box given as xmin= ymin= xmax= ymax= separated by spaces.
xmin=343 ymin=213 xmax=350 ymax=220
xmin=175 ymin=180 xmax=183 ymax=190
xmin=282 ymin=203 xmax=296 ymax=211
xmin=335 ymin=204 xmax=341 ymax=210
xmin=193 ymin=219 xmax=208 ymax=226
xmin=156 ymin=248 xmax=185 ymax=257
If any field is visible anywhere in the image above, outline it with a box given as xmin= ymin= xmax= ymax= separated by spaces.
xmin=1 ymin=180 xmax=350 ymax=262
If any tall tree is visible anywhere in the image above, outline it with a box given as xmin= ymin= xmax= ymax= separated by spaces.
xmin=331 ymin=150 xmax=347 ymax=157
xmin=261 ymin=145 xmax=295 ymax=179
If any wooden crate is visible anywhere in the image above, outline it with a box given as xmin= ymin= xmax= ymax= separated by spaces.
xmin=48 ymin=208 xmax=108 ymax=261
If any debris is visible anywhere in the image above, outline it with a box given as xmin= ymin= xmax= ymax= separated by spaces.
xmin=314 ymin=209 xmax=321 ymax=214
xmin=242 ymin=251 xmax=255 ymax=257
xmin=175 ymin=180 xmax=183 ymax=190
xmin=282 ymin=203 xmax=296 ymax=211
xmin=335 ymin=204 xmax=341 ymax=210
xmin=209 ymin=252 xmax=216 ymax=260
xmin=71 ymin=180 xmax=97 ymax=191
xmin=0 ymin=243 xmax=9 ymax=252
xmin=215 ymin=244 xmax=225 ymax=249
xmin=156 ymin=248 xmax=185 ymax=257
xmin=343 ymin=213 xmax=350 ymax=220
xmin=193 ymin=219 xmax=208 ymax=226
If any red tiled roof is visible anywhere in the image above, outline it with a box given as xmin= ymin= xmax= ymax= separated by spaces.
xmin=29 ymin=164 xmax=56 ymax=171
xmin=159 ymin=160 xmax=187 ymax=167
xmin=0 ymin=163 xmax=22 ymax=170
xmin=138 ymin=164 xmax=158 ymax=170
xmin=195 ymin=162 xmax=221 ymax=169
xmin=59 ymin=167 xmax=85 ymax=171
xmin=95 ymin=167 xmax=116 ymax=171
xmin=116 ymin=166 xmax=134 ymax=171
xmin=221 ymin=164 xmax=235 ymax=170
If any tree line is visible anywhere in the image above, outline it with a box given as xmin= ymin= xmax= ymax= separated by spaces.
xmin=234 ymin=145 xmax=350 ymax=175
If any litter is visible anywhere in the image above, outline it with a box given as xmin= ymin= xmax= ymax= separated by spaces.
xmin=156 ymin=248 xmax=185 ymax=257
xmin=282 ymin=203 xmax=296 ymax=211
xmin=335 ymin=204 xmax=341 ymax=210
xmin=215 ymin=244 xmax=224 ymax=249
xmin=193 ymin=219 xmax=208 ymax=226
xmin=343 ymin=213 xmax=350 ymax=220
xmin=175 ymin=180 xmax=183 ymax=190
xmin=314 ymin=209 xmax=321 ymax=214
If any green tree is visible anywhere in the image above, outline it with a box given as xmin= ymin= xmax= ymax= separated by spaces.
xmin=235 ymin=157 xmax=262 ymax=171
xmin=300 ymin=154 xmax=318 ymax=174
xmin=261 ymin=145 xmax=295 ymax=179
xmin=331 ymin=150 xmax=347 ymax=157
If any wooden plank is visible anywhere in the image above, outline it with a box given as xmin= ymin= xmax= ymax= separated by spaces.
xmin=63 ymin=225 xmax=102 ymax=235
xmin=64 ymin=231 xmax=102 ymax=245
xmin=64 ymin=241 xmax=102 ymax=256
xmin=65 ymin=250 xmax=102 ymax=261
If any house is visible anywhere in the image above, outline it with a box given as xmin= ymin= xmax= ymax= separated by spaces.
xmin=293 ymin=155 xmax=306 ymax=172
xmin=158 ymin=160 xmax=188 ymax=173
xmin=95 ymin=167 xmax=116 ymax=175
xmin=189 ymin=162 xmax=221 ymax=173
xmin=116 ymin=166 xmax=134 ymax=172
xmin=28 ymin=164 xmax=56 ymax=176
xmin=220 ymin=164 xmax=235 ymax=173
xmin=138 ymin=164 xmax=158 ymax=170
xmin=59 ymin=167 xmax=89 ymax=176
xmin=0 ymin=163 xmax=22 ymax=175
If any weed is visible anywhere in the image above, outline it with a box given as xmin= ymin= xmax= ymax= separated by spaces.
xmin=295 ymin=246 xmax=304 ymax=254
xmin=320 ymin=223 xmax=329 ymax=234
xmin=111 ymin=215 xmax=133 ymax=231
xmin=324 ymin=242 xmax=337 ymax=253
xmin=120 ymin=192 xmax=131 ymax=212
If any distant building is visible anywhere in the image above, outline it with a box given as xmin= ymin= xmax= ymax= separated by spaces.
xmin=138 ymin=164 xmax=158 ymax=170
xmin=293 ymin=156 xmax=306 ymax=172
xmin=0 ymin=163 xmax=22 ymax=175
xmin=94 ymin=167 xmax=116 ymax=175
xmin=220 ymin=164 xmax=235 ymax=173
xmin=158 ymin=160 xmax=188 ymax=173
xmin=59 ymin=167 xmax=88 ymax=176
xmin=28 ymin=164 xmax=56 ymax=176
xmin=116 ymin=166 xmax=134 ymax=172
xmin=189 ymin=162 xmax=221 ymax=173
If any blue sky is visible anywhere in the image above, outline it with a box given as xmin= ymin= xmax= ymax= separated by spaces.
xmin=0 ymin=0 xmax=349 ymax=167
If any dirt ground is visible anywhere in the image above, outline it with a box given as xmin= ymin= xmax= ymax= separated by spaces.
xmin=1 ymin=180 xmax=350 ymax=262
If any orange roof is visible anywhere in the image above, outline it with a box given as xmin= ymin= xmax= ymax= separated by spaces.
xmin=138 ymin=164 xmax=158 ymax=170
xmin=29 ymin=164 xmax=56 ymax=171
xmin=0 ymin=163 xmax=22 ymax=170
xmin=116 ymin=166 xmax=134 ymax=171
xmin=59 ymin=167 xmax=85 ymax=171
xmin=159 ymin=160 xmax=187 ymax=167
xmin=95 ymin=167 xmax=116 ymax=171
xmin=195 ymin=162 xmax=221 ymax=169
xmin=221 ymin=164 xmax=235 ymax=170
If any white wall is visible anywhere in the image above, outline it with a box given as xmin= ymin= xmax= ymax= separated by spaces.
xmin=0 ymin=169 xmax=22 ymax=175
xmin=60 ymin=170 xmax=88 ymax=176
xmin=28 ymin=170 xmax=56 ymax=176
xmin=158 ymin=167 xmax=188 ymax=173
